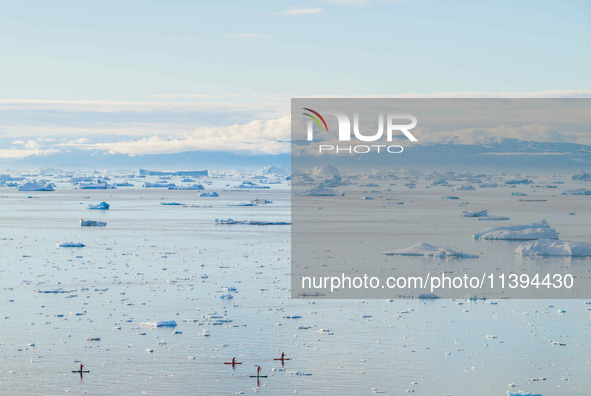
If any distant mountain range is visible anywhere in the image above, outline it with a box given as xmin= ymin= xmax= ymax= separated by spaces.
xmin=1 ymin=138 xmax=589 ymax=172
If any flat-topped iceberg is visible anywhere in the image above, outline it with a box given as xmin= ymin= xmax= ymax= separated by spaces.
xmin=383 ymin=243 xmax=479 ymax=258
xmin=296 ymin=187 xmax=343 ymax=196
xmin=169 ymin=184 xmax=204 ymax=190
xmin=477 ymin=215 xmax=511 ymax=221
xmin=515 ymin=239 xmax=591 ymax=256
xmin=18 ymin=182 xmax=54 ymax=191
xmin=37 ymin=288 xmax=74 ymax=293
xmin=474 ymin=220 xmax=558 ymax=240
xmin=562 ymin=188 xmax=591 ymax=195
xmin=57 ymin=242 xmax=85 ymax=247
xmin=87 ymin=201 xmax=110 ymax=210
xmin=81 ymin=219 xmax=107 ymax=227
xmin=140 ymin=320 xmax=177 ymax=327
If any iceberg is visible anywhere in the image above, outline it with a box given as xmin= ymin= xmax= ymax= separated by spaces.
xmin=37 ymin=288 xmax=74 ymax=294
xmin=57 ymin=242 xmax=85 ymax=247
xmin=457 ymin=185 xmax=475 ymax=191
xmin=295 ymin=187 xmax=343 ymax=196
xmin=515 ymin=239 xmax=591 ymax=256
xmin=80 ymin=219 xmax=107 ymax=227
xmin=474 ymin=220 xmax=558 ymax=240
xmin=139 ymin=320 xmax=177 ymax=327
xmin=461 ymin=210 xmax=488 ymax=217
xmin=18 ymin=182 xmax=54 ymax=191
xmin=79 ymin=182 xmax=112 ymax=189
xmin=477 ymin=215 xmax=511 ymax=221
xmin=168 ymin=184 xmax=204 ymax=190
xmin=199 ymin=191 xmax=219 ymax=197
xmin=143 ymin=182 xmax=175 ymax=188
xmin=572 ymin=170 xmax=591 ymax=181
xmin=215 ymin=218 xmax=291 ymax=226
xmin=383 ymin=243 xmax=479 ymax=258
xmin=562 ymin=188 xmax=591 ymax=195
xmin=87 ymin=201 xmax=110 ymax=210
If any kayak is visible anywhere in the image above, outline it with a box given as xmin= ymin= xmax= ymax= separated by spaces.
xmin=274 ymin=358 xmax=290 ymax=361
xmin=72 ymin=370 xmax=90 ymax=373
xmin=224 ymin=362 xmax=242 ymax=365
xmin=249 ymin=375 xmax=268 ymax=378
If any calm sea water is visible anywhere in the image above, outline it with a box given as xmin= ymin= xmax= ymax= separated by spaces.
xmin=1 ymin=175 xmax=590 ymax=395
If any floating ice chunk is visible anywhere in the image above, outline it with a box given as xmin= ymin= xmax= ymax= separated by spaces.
xmin=296 ymin=187 xmax=343 ymax=197
xmin=317 ymin=328 xmax=334 ymax=335
xmin=80 ymin=219 xmax=106 ymax=227
xmin=442 ymin=196 xmax=460 ymax=200
xmin=85 ymin=337 xmax=101 ymax=341
xmin=507 ymin=391 xmax=542 ymax=396
xmin=383 ymin=243 xmax=479 ymax=258
xmin=87 ymin=201 xmax=110 ymax=210
xmin=562 ymin=188 xmax=591 ymax=195
xmin=477 ymin=215 xmax=511 ymax=221
xmin=18 ymin=182 xmax=54 ymax=191
xmin=199 ymin=191 xmax=219 ymax=197
xmin=168 ymin=184 xmax=204 ymax=190
xmin=474 ymin=220 xmax=557 ymax=240
xmin=511 ymin=192 xmax=527 ymax=196
xmin=515 ymin=239 xmax=591 ymax=256
xmin=37 ymin=288 xmax=74 ymax=294
xmin=220 ymin=294 xmax=233 ymax=299
xmin=572 ymin=170 xmax=591 ymax=181
xmin=215 ymin=218 xmax=291 ymax=226
xmin=461 ymin=210 xmax=488 ymax=217
xmin=57 ymin=242 xmax=86 ymax=247
xmin=139 ymin=320 xmax=177 ymax=327
xmin=457 ymin=185 xmax=475 ymax=191
xmin=143 ymin=182 xmax=175 ymax=188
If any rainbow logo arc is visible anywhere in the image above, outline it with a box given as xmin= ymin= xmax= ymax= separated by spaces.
xmin=302 ymin=108 xmax=328 ymax=133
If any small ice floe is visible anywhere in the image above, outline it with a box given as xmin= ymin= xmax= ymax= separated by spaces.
xmin=139 ymin=320 xmax=177 ymax=327
xmin=511 ymin=192 xmax=528 ymax=196
xmin=461 ymin=209 xmax=488 ymax=217
xmin=561 ymin=188 xmax=591 ymax=195
xmin=457 ymin=185 xmax=475 ymax=191
xmin=85 ymin=337 xmax=101 ymax=341
xmin=87 ymin=201 xmax=110 ymax=210
xmin=37 ymin=288 xmax=73 ymax=294
xmin=80 ymin=219 xmax=107 ymax=227
xmin=215 ymin=219 xmax=291 ymax=226
xmin=146 ymin=349 xmax=154 ymax=353
xmin=199 ymin=192 xmax=219 ymax=197
xmin=317 ymin=328 xmax=334 ymax=335
xmin=220 ymin=294 xmax=233 ymax=300
xmin=515 ymin=239 xmax=591 ymax=257
xmin=282 ymin=315 xmax=302 ymax=319
xmin=201 ymin=329 xmax=211 ymax=337
xmin=507 ymin=392 xmax=542 ymax=396
xmin=287 ymin=371 xmax=312 ymax=376
xmin=57 ymin=242 xmax=86 ymax=248
xmin=251 ymin=198 xmax=273 ymax=204
xmin=526 ymin=377 xmax=546 ymax=382
xmin=143 ymin=182 xmax=175 ymax=188
xmin=362 ymin=196 xmax=374 ymax=200
xmin=383 ymin=243 xmax=479 ymax=258
xmin=160 ymin=202 xmax=183 ymax=206
xmin=18 ymin=182 xmax=54 ymax=191
xmin=474 ymin=220 xmax=558 ymax=240
xmin=418 ymin=293 xmax=439 ymax=299
xmin=477 ymin=215 xmax=511 ymax=221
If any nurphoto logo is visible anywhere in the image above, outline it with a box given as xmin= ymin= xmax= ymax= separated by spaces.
xmin=302 ymin=108 xmax=418 ymax=154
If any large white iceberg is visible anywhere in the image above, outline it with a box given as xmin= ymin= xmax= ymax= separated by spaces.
xmin=383 ymin=243 xmax=479 ymax=258
xmin=515 ymin=239 xmax=591 ymax=256
xmin=474 ymin=220 xmax=558 ymax=240
xmin=81 ymin=219 xmax=107 ymax=227
xmin=18 ymin=182 xmax=54 ymax=191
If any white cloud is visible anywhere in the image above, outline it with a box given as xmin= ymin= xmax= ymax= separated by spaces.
xmin=24 ymin=140 xmax=41 ymax=150
xmin=225 ymin=33 xmax=270 ymax=39
xmin=278 ymin=8 xmax=323 ymax=16
xmin=0 ymin=148 xmax=59 ymax=159
xmin=69 ymin=116 xmax=290 ymax=156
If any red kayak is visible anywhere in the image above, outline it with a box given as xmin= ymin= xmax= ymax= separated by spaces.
xmin=224 ymin=362 xmax=242 ymax=365
xmin=274 ymin=358 xmax=290 ymax=361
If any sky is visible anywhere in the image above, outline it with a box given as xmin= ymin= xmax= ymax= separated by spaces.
xmin=0 ymin=0 xmax=590 ymax=161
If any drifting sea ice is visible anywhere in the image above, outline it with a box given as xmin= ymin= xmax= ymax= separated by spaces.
xmin=477 ymin=215 xmax=511 ymax=221
xmin=57 ymin=242 xmax=85 ymax=247
xmin=199 ymin=192 xmax=219 ymax=197
xmin=474 ymin=220 xmax=558 ymax=240
xmin=80 ymin=219 xmax=107 ymax=227
xmin=562 ymin=188 xmax=591 ymax=195
xmin=383 ymin=243 xmax=479 ymax=258
xmin=461 ymin=210 xmax=488 ymax=217
xmin=18 ymin=182 xmax=54 ymax=191
xmin=139 ymin=320 xmax=177 ymax=327
xmin=515 ymin=239 xmax=591 ymax=257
